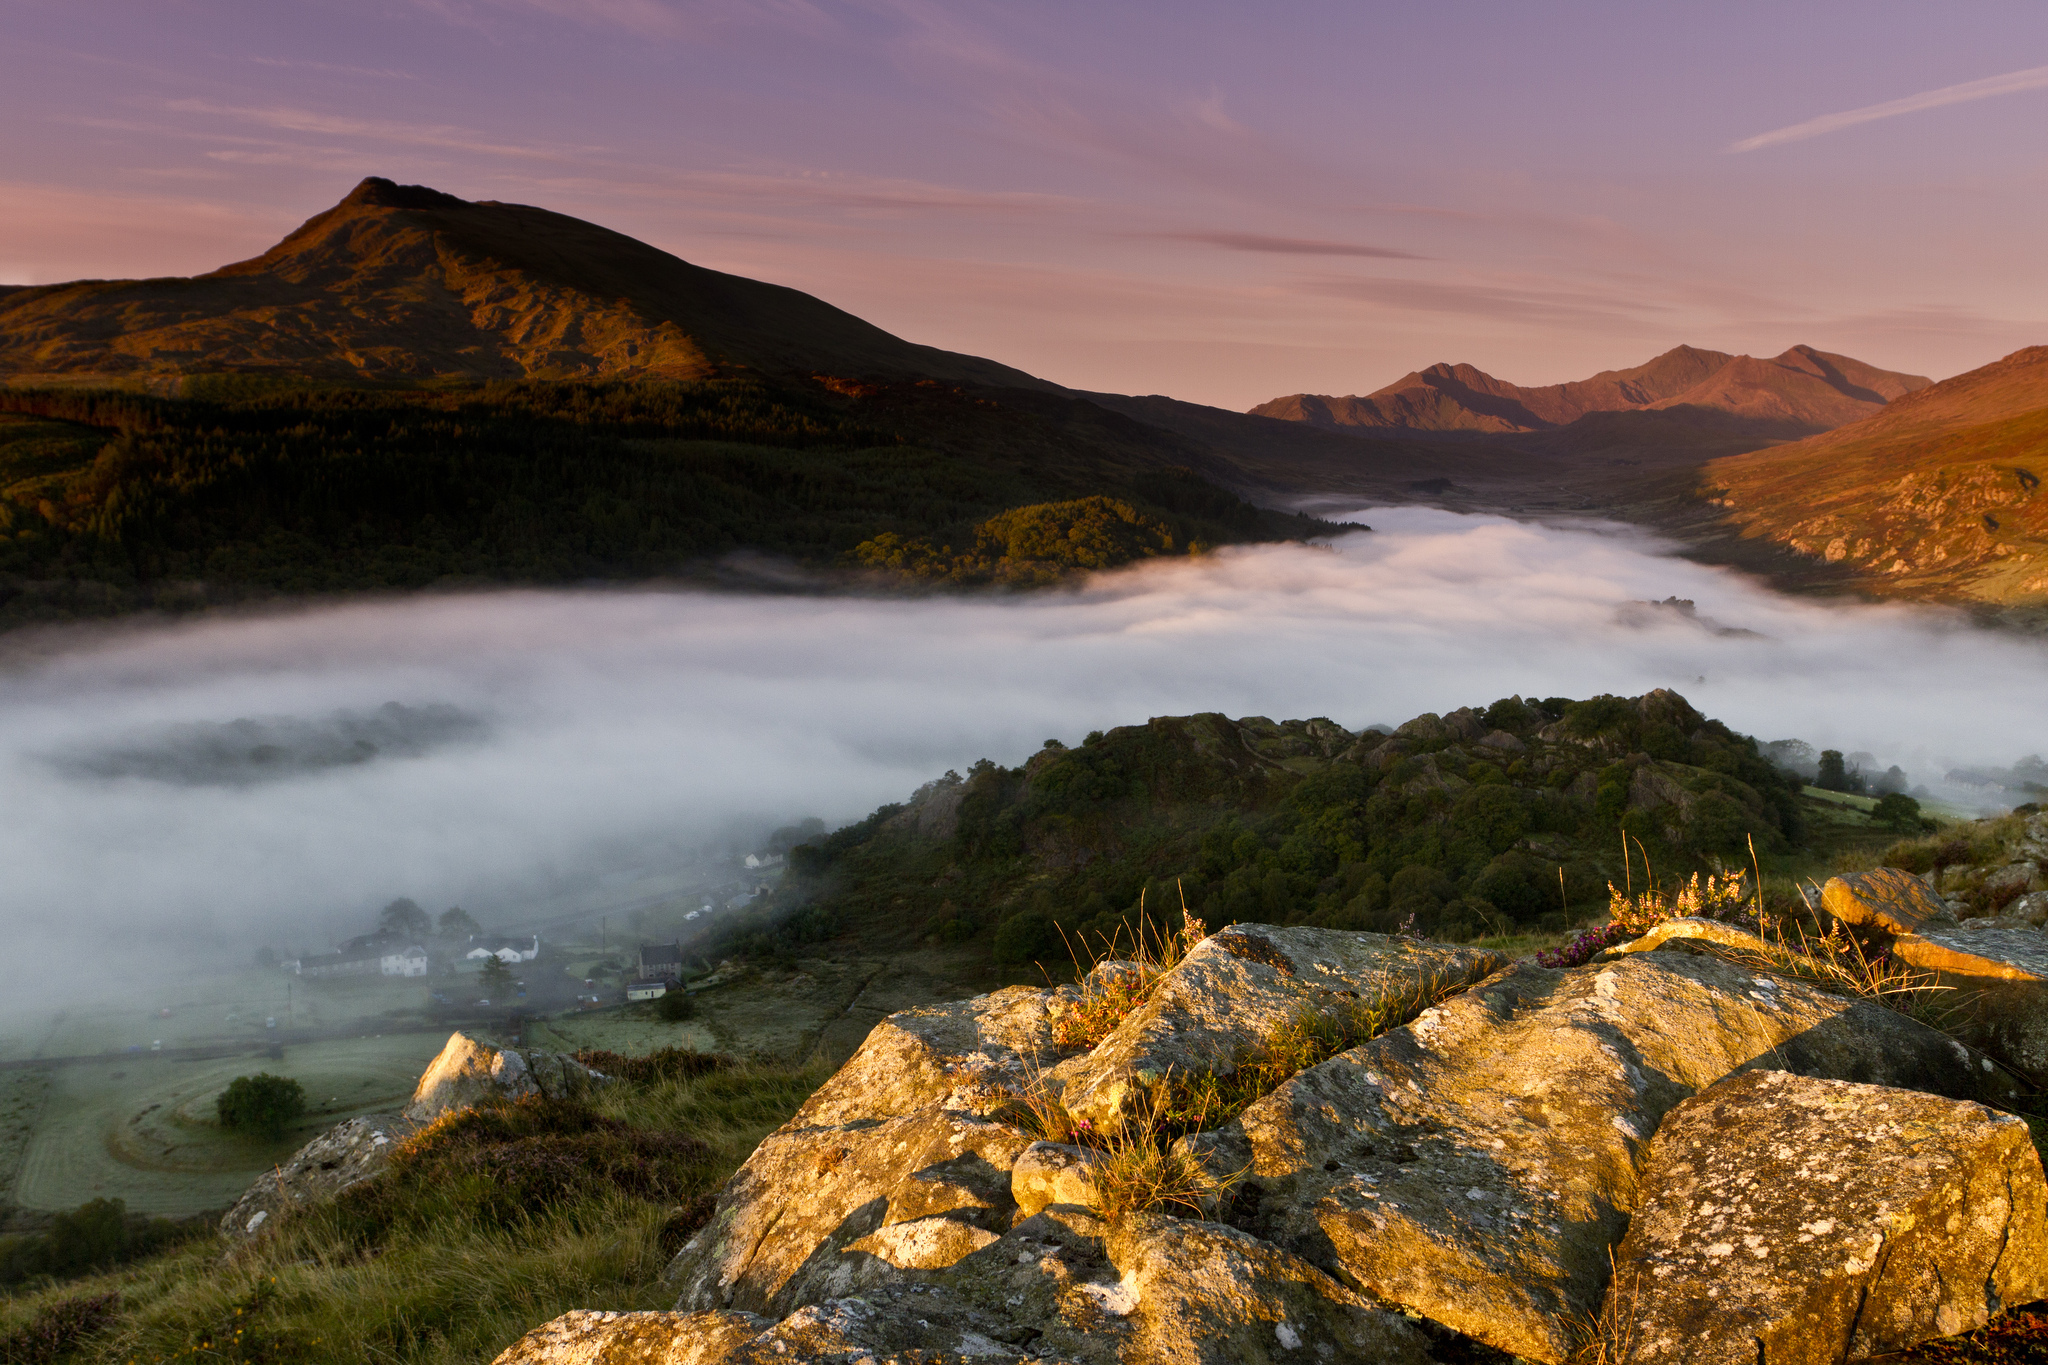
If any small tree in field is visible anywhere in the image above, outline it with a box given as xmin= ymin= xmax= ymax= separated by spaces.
xmin=217 ymin=1073 xmax=307 ymax=1139
xmin=479 ymin=955 xmax=515 ymax=998
xmin=1873 ymin=792 xmax=1928 ymax=833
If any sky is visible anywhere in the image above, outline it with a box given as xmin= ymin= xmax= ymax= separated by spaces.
xmin=6 ymin=508 xmax=2047 ymax=1008
xmin=4 ymin=1 xmax=2048 ymax=407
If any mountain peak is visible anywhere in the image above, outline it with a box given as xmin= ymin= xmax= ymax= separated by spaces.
xmin=338 ymin=177 xmax=471 ymax=212
xmin=0 ymin=177 xmax=1048 ymax=390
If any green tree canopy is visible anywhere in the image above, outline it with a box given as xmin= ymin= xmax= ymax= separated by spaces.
xmin=379 ymin=897 xmax=432 ymax=940
xmin=216 ymin=1073 xmax=307 ymax=1139
xmin=437 ymin=906 xmax=482 ymax=940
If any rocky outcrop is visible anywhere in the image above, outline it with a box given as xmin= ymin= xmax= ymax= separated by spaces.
xmin=790 ymin=985 xmax=1070 ymax=1128
xmin=1823 ymin=871 xmax=2048 ymax=1083
xmin=507 ymin=920 xmax=2046 ymax=1365
xmin=405 ymin=1031 xmax=610 ymax=1123
xmin=1184 ymin=951 xmax=2015 ymax=1363
xmin=1610 ymin=1069 xmax=2048 ymax=1363
xmin=218 ymin=1112 xmax=412 ymax=1239
xmin=670 ymin=1106 xmax=1033 ymax=1316
xmin=511 ymin=1205 xmax=1433 ymax=1365
xmin=1047 ymin=925 xmax=1506 ymax=1127
xmin=1821 ymin=866 xmax=1960 ymax=936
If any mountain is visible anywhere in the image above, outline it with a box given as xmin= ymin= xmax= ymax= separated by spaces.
xmin=1691 ymin=345 xmax=2048 ymax=616
xmin=0 ymin=178 xmax=1360 ymax=626
xmin=0 ymin=177 xmax=1046 ymax=391
xmin=1251 ymin=344 xmax=1930 ymax=437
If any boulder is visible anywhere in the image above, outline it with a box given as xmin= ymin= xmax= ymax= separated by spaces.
xmin=1187 ymin=952 xmax=2013 ymax=1363
xmin=1602 ymin=916 xmax=1776 ymax=959
xmin=1047 ymin=925 xmax=1508 ymax=1127
xmin=668 ymin=1105 xmax=1033 ymax=1315
xmin=1105 ymin=1214 xmax=1432 ymax=1365
xmin=1822 ymin=867 xmax=1960 ymax=936
xmin=1609 ymin=1069 xmax=2048 ymax=1364
xmin=1883 ymin=923 xmax=2048 ymax=1083
xmin=1011 ymin=1141 xmax=1101 ymax=1219
xmin=219 ymin=1112 xmax=411 ymax=1239
xmin=2004 ymin=890 xmax=2048 ymax=928
xmin=404 ymin=1032 xmax=609 ymax=1123
xmin=508 ymin=1203 xmax=1433 ymax=1365
xmin=789 ymin=984 xmax=1069 ymax=1128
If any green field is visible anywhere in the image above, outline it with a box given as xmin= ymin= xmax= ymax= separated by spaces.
xmin=7 ymin=1036 xmax=445 ymax=1216
xmin=0 ymin=965 xmax=453 ymax=1220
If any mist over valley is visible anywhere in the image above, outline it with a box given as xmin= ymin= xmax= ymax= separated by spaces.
xmin=5 ymin=506 xmax=2044 ymax=1023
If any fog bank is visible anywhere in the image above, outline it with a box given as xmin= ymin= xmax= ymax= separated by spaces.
xmin=4 ymin=506 xmax=2044 ymax=1009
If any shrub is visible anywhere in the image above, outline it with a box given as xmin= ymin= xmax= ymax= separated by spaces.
xmin=0 ymin=1291 xmax=120 ymax=1364
xmin=216 ymin=1073 xmax=307 ymax=1139
xmin=1872 ymin=792 xmax=1927 ymax=833
xmin=992 ymin=909 xmax=1059 ymax=965
xmin=335 ymin=1095 xmax=710 ymax=1239
xmin=655 ymin=989 xmax=696 ymax=1022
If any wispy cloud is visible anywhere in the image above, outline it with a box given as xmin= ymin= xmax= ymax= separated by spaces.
xmin=1311 ymin=274 xmax=1670 ymax=329
xmin=1728 ymin=63 xmax=2048 ymax=153
xmin=164 ymin=100 xmax=594 ymax=162
xmin=1145 ymin=230 xmax=1425 ymax=260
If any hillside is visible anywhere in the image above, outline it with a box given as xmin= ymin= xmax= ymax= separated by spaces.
xmin=0 ymin=178 xmax=1044 ymax=391
xmin=708 ymin=689 xmax=1821 ymax=965
xmin=0 ymin=178 xmax=1359 ymax=623
xmin=1691 ymin=345 xmax=2048 ymax=616
xmin=1251 ymin=344 xmax=1930 ymax=438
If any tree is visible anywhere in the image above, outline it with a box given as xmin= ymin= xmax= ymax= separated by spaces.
xmin=379 ymin=897 xmax=431 ymax=940
xmin=656 ymin=989 xmax=696 ymax=1021
xmin=437 ymin=906 xmax=482 ymax=941
xmin=216 ymin=1073 xmax=307 ymax=1139
xmin=1873 ymin=792 xmax=1927 ymax=833
xmin=1815 ymin=750 xmax=1849 ymax=792
xmin=478 ymin=955 xmax=515 ymax=998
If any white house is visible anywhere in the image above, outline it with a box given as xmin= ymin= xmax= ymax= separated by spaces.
xmin=743 ymin=852 xmax=784 ymax=870
xmin=465 ymin=934 xmax=541 ymax=963
xmin=380 ymin=945 xmax=430 ymax=977
xmin=625 ymin=979 xmax=670 ymax=1002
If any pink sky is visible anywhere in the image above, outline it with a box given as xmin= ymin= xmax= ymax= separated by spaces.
xmin=5 ymin=0 xmax=2048 ymax=408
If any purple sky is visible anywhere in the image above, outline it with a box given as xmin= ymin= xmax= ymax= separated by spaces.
xmin=6 ymin=1 xmax=2048 ymax=408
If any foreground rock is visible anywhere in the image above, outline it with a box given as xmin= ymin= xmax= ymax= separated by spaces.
xmin=1821 ymin=867 xmax=1960 ymax=936
xmin=670 ymin=1106 xmax=1034 ymax=1316
xmin=512 ymin=1207 xmax=1431 ymax=1365
xmin=1825 ymin=870 xmax=2048 ymax=1083
xmin=790 ymin=984 xmax=1072 ymax=1128
xmin=1048 ymin=925 xmax=1507 ymax=1127
xmin=1189 ymin=951 xmax=2015 ymax=1363
xmin=219 ymin=1112 xmax=411 ymax=1239
xmin=404 ymin=1031 xmax=611 ymax=1123
xmin=1611 ymin=1069 xmax=2048 ymax=1364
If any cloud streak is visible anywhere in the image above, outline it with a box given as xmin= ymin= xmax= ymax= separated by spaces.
xmin=1728 ymin=62 xmax=2048 ymax=152
xmin=1146 ymin=231 xmax=1426 ymax=260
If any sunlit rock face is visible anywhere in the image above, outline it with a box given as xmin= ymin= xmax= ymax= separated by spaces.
xmin=527 ymin=915 xmax=2048 ymax=1365
xmin=1612 ymin=1070 xmax=2048 ymax=1364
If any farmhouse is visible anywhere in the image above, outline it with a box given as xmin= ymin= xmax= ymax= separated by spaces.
xmin=465 ymin=934 xmax=540 ymax=963
xmin=379 ymin=944 xmax=430 ymax=977
xmin=637 ymin=941 xmax=684 ymax=979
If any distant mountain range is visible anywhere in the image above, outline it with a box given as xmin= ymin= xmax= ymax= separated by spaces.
xmin=1251 ymin=345 xmax=1931 ymax=438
